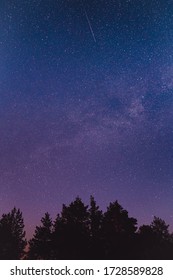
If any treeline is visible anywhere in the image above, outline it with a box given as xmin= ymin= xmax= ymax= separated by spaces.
xmin=0 ymin=196 xmax=173 ymax=260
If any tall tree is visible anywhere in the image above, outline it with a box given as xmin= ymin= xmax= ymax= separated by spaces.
xmin=88 ymin=196 xmax=103 ymax=259
xmin=51 ymin=214 xmax=65 ymax=259
xmin=151 ymin=216 xmax=170 ymax=240
xmin=53 ymin=197 xmax=90 ymax=259
xmin=103 ymin=201 xmax=137 ymax=259
xmin=61 ymin=197 xmax=89 ymax=225
xmin=104 ymin=201 xmax=137 ymax=234
xmin=28 ymin=212 xmax=53 ymax=259
xmin=89 ymin=196 xmax=102 ymax=237
xmin=0 ymin=208 xmax=27 ymax=259
xmin=139 ymin=217 xmax=173 ymax=259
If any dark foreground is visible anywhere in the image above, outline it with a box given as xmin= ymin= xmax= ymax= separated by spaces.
xmin=0 ymin=197 xmax=173 ymax=260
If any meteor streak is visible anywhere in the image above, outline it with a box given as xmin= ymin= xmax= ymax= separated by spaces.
xmin=84 ymin=8 xmax=96 ymax=43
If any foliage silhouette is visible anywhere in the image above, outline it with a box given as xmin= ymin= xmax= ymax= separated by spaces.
xmin=88 ymin=195 xmax=103 ymax=259
xmin=28 ymin=212 xmax=53 ymax=259
xmin=102 ymin=201 xmax=138 ymax=259
xmin=138 ymin=217 xmax=173 ymax=259
xmin=0 ymin=207 xmax=26 ymax=260
xmin=0 ymin=198 xmax=173 ymax=259
xmin=52 ymin=197 xmax=90 ymax=259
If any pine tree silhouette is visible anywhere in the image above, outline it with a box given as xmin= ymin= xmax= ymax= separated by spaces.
xmin=52 ymin=197 xmax=90 ymax=259
xmin=102 ymin=201 xmax=137 ymax=259
xmin=0 ymin=197 xmax=172 ymax=260
xmin=28 ymin=212 xmax=53 ymax=259
xmin=51 ymin=214 xmax=65 ymax=259
xmin=88 ymin=195 xmax=103 ymax=259
xmin=0 ymin=208 xmax=26 ymax=259
xmin=139 ymin=217 xmax=173 ymax=259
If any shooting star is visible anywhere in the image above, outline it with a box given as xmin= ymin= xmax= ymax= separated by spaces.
xmin=84 ymin=8 xmax=96 ymax=43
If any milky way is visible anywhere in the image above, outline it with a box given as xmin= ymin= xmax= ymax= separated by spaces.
xmin=0 ymin=0 xmax=173 ymax=237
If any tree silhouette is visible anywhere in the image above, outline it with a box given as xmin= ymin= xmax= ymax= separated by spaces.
xmin=102 ymin=201 xmax=137 ymax=259
xmin=0 ymin=207 xmax=26 ymax=260
xmin=28 ymin=212 xmax=53 ymax=259
xmin=0 ymin=197 xmax=172 ymax=260
xmin=139 ymin=217 xmax=173 ymax=259
xmin=51 ymin=214 xmax=65 ymax=259
xmin=89 ymin=196 xmax=102 ymax=237
xmin=88 ymin=195 xmax=103 ymax=259
xmin=138 ymin=224 xmax=156 ymax=259
xmin=151 ymin=217 xmax=173 ymax=258
xmin=52 ymin=197 xmax=90 ymax=259
xmin=151 ymin=216 xmax=170 ymax=240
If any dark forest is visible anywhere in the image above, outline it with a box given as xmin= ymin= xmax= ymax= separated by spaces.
xmin=0 ymin=196 xmax=172 ymax=260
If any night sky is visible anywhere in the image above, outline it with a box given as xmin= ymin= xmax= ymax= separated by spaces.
xmin=1 ymin=0 xmax=173 ymax=237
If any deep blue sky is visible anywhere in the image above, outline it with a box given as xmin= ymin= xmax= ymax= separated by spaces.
xmin=1 ymin=0 xmax=173 ymax=237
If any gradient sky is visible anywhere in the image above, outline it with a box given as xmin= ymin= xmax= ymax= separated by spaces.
xmin=1 ymin=0 xmax=173 ymax=237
